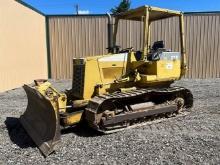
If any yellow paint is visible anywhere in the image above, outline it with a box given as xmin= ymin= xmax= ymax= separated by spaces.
xmin=27 ymin=80 xmax=83 ymax=125
xmin=83 ymin=58 xmax=102 ymax=99
xmin=102 ymin=67 xmax=124 ymax=80
xmin=137 ymin=59 xmax=181 ymax=84
xmin=157 ymin=60 xmax=181 ymax=79
xmin=63 ymin=111 xmax=83 ymax=126
xmin=34 ymin=81 xmax=67 ymax=113
xmin=72 ymin=51 xmax=181 ymax=100
xmin=98 ymin=61 xmax=126 ymax=82
xmin=140 ymin=75 xmax=157 ymax=81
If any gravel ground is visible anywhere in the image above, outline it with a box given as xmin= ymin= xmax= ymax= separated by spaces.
xmin=0 ymin=79 xmax=220 ymax=164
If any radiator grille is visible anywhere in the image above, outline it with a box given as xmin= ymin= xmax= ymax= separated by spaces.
xmin=72 ymin=63 xmax=85 ymax=99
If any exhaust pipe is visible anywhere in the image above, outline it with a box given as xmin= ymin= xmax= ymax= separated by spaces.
xmin=107 ymin=13 xmax=114 ymax=53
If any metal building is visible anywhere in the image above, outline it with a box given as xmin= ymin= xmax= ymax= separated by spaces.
xmin=0 ymin=0 xmax=48 ymax=92
xmin=47 ymin=14 xmax=220 ymax=79
xmin=1 ymin=1 xmax=220 ymax=92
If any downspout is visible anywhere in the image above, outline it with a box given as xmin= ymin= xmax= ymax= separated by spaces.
xmin=45 ymin=16 xmax=52 ymax=78
xmin=107 ymin=13 xmax=114 ymax=53
xmin=113 ymin=17 xmax=119 ymax=52
xmin=179 ymin=13 xmax=187 ymax=78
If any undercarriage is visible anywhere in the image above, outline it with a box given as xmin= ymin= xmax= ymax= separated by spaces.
xmin=85 ymin=86 xmax=193 ymax=133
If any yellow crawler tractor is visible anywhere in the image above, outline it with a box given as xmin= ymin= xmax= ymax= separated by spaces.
xmin=20 ymin=6 xmax=193 ymax=156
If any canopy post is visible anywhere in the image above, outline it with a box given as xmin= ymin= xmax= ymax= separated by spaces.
xmin=148 ymin=22 xmax=151 ymax=53
xmin=143 ymin=7 xmax=150 ymax=58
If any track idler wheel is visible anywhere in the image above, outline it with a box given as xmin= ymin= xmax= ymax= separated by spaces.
xmin=175 ymin=97 xmax=185 ymax=113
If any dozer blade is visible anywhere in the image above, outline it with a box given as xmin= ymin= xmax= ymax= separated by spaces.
xmin=20 ymin=85 xmax=61 ymax=157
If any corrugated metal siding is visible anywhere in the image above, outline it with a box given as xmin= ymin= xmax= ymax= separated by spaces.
xmin=48 ymin=16 xmax=143 ymax=79
xmin=184 ymin=14 xmax=220 ymax=78
xmin=48 ymin=14 xmax=220 ymax=79
xmin=150 ymin=17 xmax=180 ymax=52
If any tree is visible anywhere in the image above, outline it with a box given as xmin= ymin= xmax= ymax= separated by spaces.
xmin=111 ymin=0 xmax=131 ymax=14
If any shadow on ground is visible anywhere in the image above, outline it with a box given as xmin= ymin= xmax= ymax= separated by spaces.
xmin=4 ymin=117 xmax=36 ymax=148
xmin=5 ymin=117 xmax=102 ymax=150
xmin=61 ymin=122 xmax=103 ymax=137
